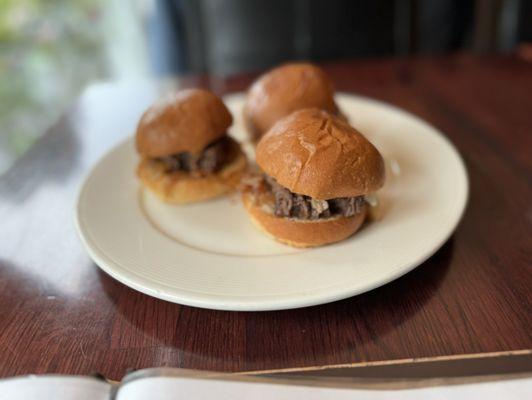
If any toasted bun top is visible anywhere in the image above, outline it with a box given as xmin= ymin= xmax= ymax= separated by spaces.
xmin=136 ymin=89 xmax=232 ymax=157
xmin=256 ymin=108 xmax=385 ymax=199
xmin=244 ymin=63 xmax=337 ymax=139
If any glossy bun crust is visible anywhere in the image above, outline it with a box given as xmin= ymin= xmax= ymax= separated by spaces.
xmin=244 ymin=63 xmax=338 ymax=142
xmin=242 ymin=191 xmax=367 ymax=248
xmin=256 ymin=108 xmax=385 ymax=199
xmin=136 ymin=88 xmax=232 ymax=157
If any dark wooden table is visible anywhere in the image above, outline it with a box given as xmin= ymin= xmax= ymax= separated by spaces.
xmin=0 ymin=54 xmax=531 ymax=380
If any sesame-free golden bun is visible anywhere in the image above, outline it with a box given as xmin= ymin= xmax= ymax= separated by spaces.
xmin=256 ymin=108 xmax=385 ymax=200
xmin=138 ymin=138 xmax=247 ymax=204
xmin=242 ymin=191 xmax=367 ymax=248
xmin=244 ymin=63 xmax=338 ymax=142
xmin=136 ymin=88 xmax=232 ymax=158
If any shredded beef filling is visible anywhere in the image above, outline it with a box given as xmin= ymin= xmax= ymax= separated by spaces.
xmin=264 ymin=176 xmax=365 ymax=220
xmin=156 ymin=136 xmax=231 ymax=175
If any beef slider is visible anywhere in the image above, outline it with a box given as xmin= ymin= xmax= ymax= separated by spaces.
xmin=135 ymin=88 xmax=247 ymax=204
xmin=243 ymin=62 xmax=339 ymax=143
xmin=242 ymin=108 xmax=385 ymax=248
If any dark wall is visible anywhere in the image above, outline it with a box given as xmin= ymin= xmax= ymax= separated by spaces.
xmin=307 ymin=0 xmax=396 ymax=59
xmin=147 ymin=0 xmax=527 ymax=76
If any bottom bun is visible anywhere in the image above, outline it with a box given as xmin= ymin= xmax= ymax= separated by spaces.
xmin=138 ymin=147 xmax=247 ymax=204
xmin=242 ymin=191 xmax=367 ymax=248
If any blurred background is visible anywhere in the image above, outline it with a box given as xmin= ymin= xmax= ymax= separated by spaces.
xmin=1 ymin=0 xmax=531 ymax=173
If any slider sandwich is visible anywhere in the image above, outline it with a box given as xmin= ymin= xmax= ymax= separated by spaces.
xmin=244 ymin=62 xmax=339 ymax=143
xmin=136 ymin=89 xmax=247 ymax=204
xmin=242 ymin=108 xmax=385 ymax=247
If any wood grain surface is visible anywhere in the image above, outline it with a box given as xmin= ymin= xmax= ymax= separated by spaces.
xmin=0 ymin=54 xmax=531 ymax=380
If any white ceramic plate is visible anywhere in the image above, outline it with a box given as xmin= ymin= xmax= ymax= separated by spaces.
xmin=76 ymin=93 xmax=468 ymax=311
